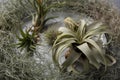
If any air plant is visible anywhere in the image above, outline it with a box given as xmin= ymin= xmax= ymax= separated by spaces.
xmin=16 ymin=0 xmax=63 ymax=56
xmin=45 ymin=23 xmax=61 ymax=46
xmin=52 ymin=17 xmax=116 ymax=74
xmin=16 ymin=28 xmax=38 ymax=57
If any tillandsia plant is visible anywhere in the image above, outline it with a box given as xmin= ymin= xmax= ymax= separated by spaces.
xmin=45 ymin=23 xmax=61 ymax=46
xmin=52 ymin=17 xmax=116 ymax=74
xmin=16 ymin=28 xmax=38 ymax=57
xmin=16 ymin=0 xmax=63 ymax=56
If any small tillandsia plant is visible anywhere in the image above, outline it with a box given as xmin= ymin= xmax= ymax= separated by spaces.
xmin=16 ymin=0 xmax=63 ymax=56
xmin=45 ymin=23 xmax=61 ymax=46
xmin=16 ymin=28 xmax=38 ymax=57
xmin=52 ymin=17 xmax=116 ymax=74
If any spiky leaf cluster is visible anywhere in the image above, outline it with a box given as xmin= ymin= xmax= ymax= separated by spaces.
xmin=16 ymin=28 xmax=37 ymax=55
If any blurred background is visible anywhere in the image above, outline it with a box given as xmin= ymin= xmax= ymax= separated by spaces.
xmin=0 ymin=0 xmax=120 ymax=9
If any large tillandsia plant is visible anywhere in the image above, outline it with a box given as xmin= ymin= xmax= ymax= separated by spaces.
xmin=52 ymin=17 xmax=116 ymax=74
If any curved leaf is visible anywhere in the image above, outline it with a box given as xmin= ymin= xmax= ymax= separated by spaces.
xmin=77 ymin=43 xmax=101 ymax=69
xmin=53 ymin=38 xmax=76 ymax=48
xmin=61 ymin=49 xmax=81 ymax=72
xmin=84 ymin=25 xmax=109 ymax=39
xmin=84 ymin=38 xmax=107 ymax=69
xmin=105 ymin=54 xmax=116 ymax=66
xmin=87 ymin=21 xmax=103 ymax=31
xmin=78 ymin=20 xmax=86 ymax=37
xmin=52 ymin=41 xmax=72 ymax=68
xmin=43 ymin=16 xmax=57 ymax=25
xmin=53 ymin=32 xmax=75 ymax=45
xmin=20 ymin=28 xmax=26 ymax=38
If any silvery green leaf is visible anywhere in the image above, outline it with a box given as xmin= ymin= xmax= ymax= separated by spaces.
xmin=77 ymin=43 xmax=101 ymax=69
